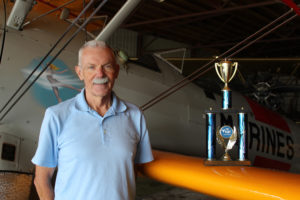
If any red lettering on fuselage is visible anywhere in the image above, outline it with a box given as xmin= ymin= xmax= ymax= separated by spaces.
xmin=245 ymin=97 xmax=291 ymax=133
xmin=220 ymin=111 xmax=294 ymax=168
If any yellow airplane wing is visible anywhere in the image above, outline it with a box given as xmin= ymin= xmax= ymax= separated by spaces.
xmin=139 ymin=150 xmax=300 ymax=200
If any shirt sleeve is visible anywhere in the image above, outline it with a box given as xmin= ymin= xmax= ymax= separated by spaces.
xmin=135 ymin=113 xmax=154 ymax=164
xmin=32 ymin=108 xmax=59 ymax=168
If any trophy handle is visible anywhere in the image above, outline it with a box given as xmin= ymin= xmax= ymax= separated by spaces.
xmin=215 ymin=63 xmax=224 ymax=82
xmin=228 ymin=62 xmax=238 ymax=82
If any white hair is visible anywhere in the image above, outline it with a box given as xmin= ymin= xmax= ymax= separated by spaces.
xmin=78 ymin=40 xmax=114 ymax=67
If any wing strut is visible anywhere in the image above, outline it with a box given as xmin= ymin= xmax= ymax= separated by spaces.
xmin=22 ymin=0 xmax=77 ymax=27
xmin=0 ymin=0 xmax=108 ymax=122
xmin=281 ymin=0 xmax=300 ymax=15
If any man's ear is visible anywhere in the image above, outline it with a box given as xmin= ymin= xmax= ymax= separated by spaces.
xmin=75 ymin=65 xmax=83 ymax=81
xmin=115 ymin=64 xmax=120 ymax=79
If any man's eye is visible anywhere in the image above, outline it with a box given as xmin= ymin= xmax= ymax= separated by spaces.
xmin=103 ymin=64 xmax=114 ymax=71
xmin=87 ymin=66 xmax=95 ymax=69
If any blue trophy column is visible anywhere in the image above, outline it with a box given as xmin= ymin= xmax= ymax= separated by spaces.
xmin=222 ymin=90 xmax=232 ymax=110
xmin=238 ymin=112 xmax=248 ymax=161
xmin=206 ymin=113 xmax=216 ymax=160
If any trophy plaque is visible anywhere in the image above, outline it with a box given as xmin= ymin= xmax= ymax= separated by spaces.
xmin=205 ymin=59 xmax=251 ymax=166
xmin=217 ymin=125 xmax=237 ymax=161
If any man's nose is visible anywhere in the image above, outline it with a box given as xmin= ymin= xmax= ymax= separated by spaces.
xmin=96 ymin=66 xmax=105 ymax=76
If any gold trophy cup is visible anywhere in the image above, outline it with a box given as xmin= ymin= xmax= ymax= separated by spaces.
xmin=215 ymin=60 xmax=238 ymax=90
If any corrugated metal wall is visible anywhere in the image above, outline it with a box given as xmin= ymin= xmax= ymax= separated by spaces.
xmin=107 ymin=28 xmax=191 ymax=58
xmin=107 ymin=29 xmax=138 ymax=57
xmin=143 ymin=35 xmax=191 ymax=57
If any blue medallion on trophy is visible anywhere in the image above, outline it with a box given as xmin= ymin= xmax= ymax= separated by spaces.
xmin=205 ymin=59 xmax=251 ymax=165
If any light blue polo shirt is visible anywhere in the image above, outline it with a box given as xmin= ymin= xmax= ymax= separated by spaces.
xmin=32 ymin=90 xmax=153 ymax=200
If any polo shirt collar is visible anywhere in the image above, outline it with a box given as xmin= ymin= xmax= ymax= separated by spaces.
xmin=75 ymin=89 xmax=89 ymax=112
xmin=110 ymin=92 xmax=127 ymax=114
xmin=75 ymin=89 xmax=127 ymax=114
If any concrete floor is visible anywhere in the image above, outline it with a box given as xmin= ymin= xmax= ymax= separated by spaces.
xmin=136 ymin=177 xmax=221 ymax=200
xmin=0 ymin=172 xmax=220 ymax=200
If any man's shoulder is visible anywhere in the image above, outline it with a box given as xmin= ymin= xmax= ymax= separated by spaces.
xmin=46 ymin=96 xmax=77 ymax=115
xmin=124 ymin=101 xmax=140 ymax=111
xmin=117 ymin=97 xmax=141 ymax=113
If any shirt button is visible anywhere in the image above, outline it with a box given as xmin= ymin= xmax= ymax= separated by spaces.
xmin=104 ymin=129 xmax=107 ymax=134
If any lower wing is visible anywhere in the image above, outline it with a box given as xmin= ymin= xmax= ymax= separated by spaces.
xmin=138 ymin=150 xmax=300 ymax=200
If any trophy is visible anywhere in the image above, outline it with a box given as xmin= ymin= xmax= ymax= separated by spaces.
xmin=215 ymin=60 xmax=238 ymax=91
xmin=205 ymin=59 xmax=250 ymax=166
xmin=215 ymin=60 xmax=238 ymax=110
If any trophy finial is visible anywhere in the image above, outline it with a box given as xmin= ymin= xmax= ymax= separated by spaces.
xmin=214 ymin=59 xmax=238 ymax=91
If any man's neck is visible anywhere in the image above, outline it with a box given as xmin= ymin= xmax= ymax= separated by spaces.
xmin=85 ymin=92 xmax=112 ymax=117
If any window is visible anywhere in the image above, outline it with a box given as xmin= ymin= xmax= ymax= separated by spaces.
xmin=1 ymin=143 xmax=16 ymax=162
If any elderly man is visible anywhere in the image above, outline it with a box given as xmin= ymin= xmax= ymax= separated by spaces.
xmin=32 ymin=40 xmax=153 ymax=200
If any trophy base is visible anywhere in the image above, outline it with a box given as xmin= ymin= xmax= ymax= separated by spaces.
xmin=204 ymin=159 xmax=251 ymax=166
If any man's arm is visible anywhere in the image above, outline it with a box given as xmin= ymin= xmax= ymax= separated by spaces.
xmin=34 ymin=165 xmax=56 ymax=200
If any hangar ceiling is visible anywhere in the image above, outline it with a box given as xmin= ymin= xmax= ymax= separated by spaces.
xmin=35 ymin=0 xmax=300 ymax=122
xmin=100 ymin=0 xmax=300 ymax=123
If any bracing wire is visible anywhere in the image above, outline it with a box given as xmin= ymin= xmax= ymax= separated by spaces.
xmin=0 ymin=0 xmax=7 ymax=64
xmin=83 ymin=0 xmax=88 ymax=41
xmin=0 ymin=0 xmax=100 ymax=116
xmin=140 ymin=9 xmax=297 ymax=111
xmin=0 ymin=0 xmax=97 ymax=115
xmin=0 ymin=0 xmax=108 ymax=121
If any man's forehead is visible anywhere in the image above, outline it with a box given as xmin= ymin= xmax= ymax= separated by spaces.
xmin=82 ymin=47 xmax=115 ymax=61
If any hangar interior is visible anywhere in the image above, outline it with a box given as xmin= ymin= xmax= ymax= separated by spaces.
xmin=101 ymin=0 xmax=300 ymax=123
xmin=10 ymin=0 xmax=300 ymax=123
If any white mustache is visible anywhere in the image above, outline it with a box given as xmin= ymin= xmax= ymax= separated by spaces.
xmin=93 ymin=77 xmax=108 ymax=84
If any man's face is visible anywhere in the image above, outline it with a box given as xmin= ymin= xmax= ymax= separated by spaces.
xmin=75 ymin=47 xmax=119 ymax=98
